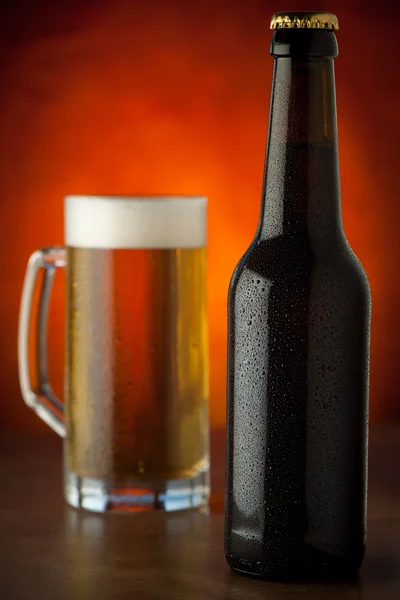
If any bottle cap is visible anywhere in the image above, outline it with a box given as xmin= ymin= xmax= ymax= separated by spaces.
xmin=270 ymin=11 xmax=339 ymax=31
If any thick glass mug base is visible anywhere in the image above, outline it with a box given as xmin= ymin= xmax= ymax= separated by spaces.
xmin=64 ymin=469 xmax=210 ymax=513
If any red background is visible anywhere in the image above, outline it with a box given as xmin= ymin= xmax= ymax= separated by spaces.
xmin=0 ymin=0 xmax=399 ymax=433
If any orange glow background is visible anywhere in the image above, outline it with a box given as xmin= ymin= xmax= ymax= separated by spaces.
xmin=0 ymin=0 xmax=399 ymax=433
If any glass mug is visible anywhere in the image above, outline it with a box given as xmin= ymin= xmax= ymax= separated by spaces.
xmin=18 ymin=195 xmax=209 ymax=512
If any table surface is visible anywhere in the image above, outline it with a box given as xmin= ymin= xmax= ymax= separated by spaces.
xmin=1 ymin=427 xmax=399 ymax=599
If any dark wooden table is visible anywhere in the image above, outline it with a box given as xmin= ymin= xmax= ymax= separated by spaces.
xmin=1 ymin=427 xmax=399 ymax=599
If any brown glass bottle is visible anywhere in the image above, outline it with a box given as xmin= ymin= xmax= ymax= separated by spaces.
xmin=225 ymin=13 xmax=371 ymax=581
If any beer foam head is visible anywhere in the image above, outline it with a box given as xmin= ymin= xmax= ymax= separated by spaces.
xmin=65 ymin=196 xmax=207 ymax=248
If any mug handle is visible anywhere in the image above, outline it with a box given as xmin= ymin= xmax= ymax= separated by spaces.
xmin=18 ymin=246 xmax=67 ymax=437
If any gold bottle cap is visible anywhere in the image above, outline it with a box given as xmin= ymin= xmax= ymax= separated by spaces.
xmin=270 ymin=11 xmax=339 ymax=31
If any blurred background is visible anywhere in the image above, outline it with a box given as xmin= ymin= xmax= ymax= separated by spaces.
xmin=0 ymin=0 xmax=399 ymax=433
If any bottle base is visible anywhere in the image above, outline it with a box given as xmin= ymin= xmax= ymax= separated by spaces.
xmin=228 ymin=563 xmax=359 ymax=583
xmin=226 ymin=547 xmax=364 ymax=583
xmin=65 ymin=469 xmax=209 ymax=513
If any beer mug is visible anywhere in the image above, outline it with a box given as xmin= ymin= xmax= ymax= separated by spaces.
xmin=18 ymin=196 xmax=209 ymax=512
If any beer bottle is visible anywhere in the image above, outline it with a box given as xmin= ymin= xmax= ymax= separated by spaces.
xmin=225 ymin=11 xmax=371 ymax=581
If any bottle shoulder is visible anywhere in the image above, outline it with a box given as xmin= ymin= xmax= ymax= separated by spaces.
xmin=229 ymin=236 xmax=371 ymax=304
xmin=334 ymin=236 xmax=371 ymax=296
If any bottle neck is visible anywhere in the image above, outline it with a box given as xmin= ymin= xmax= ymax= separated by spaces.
xmin=258 ymin=54 xmax=343 ymax=245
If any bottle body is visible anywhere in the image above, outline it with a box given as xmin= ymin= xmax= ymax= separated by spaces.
xmin=225 ymin=26 xmax=371 ymax=581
